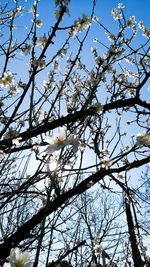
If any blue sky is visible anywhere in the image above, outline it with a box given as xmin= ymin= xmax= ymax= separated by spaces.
xmin=94 ymin=0 xmax=150 ymax=25
xmin=38 ymin=0 xmax=150 ymax=23
xmin=3 ymin=0 xmax=150 ymax=64
xmin=31 ymin=0 xmax=150 ymax=35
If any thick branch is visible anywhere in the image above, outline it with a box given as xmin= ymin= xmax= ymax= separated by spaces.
xmin=0 ymin=96 xmax=150 ymax=152
xmin=125 ymin=198 xmax=144 ymax=267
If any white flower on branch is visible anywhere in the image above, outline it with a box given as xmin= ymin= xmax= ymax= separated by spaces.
xmin=3 ymin=71 xmax=14 ymax=85
xmin=0 ymin=71 xmax=14 ymax=88
xmin=94 ymin=244 xmax=102 ymax=254
xmin=30 ymin=58 xmax=46 ymax=68
xmin=126 ymin=16 xmax=136 ymax=27
xmin=111 ymin=8 xmax=122 ymax=21
xmin=47 ymin=158 xmax=58 ymax=172
xmin=4 ymin=247 xmax=32 ymax=267
xmin=107 ymin=33 xmax=115 ymax=42
xmin=138 ymin=21 xmax=144 ymax=30
xmin=44 ymin=127 xmax=79 ymax=154
xmin=118 ymin=3 xmax=125 ymax=9
xmin=138 ymin=21 xmax=150 ymax=38
xmin=21 ymin=43 xmax=32 ymax=56
xmin=36 ymin=34 xmax=47 ymax=48
xmin=12 ymin=137 xmax=22 ymax=146
xmin=53 ymin=60 xmax=60 ymax=71
xmin=101 ymin=157 xmax=112 ymax=169
xmin=92 ymin=15 xmax=99 ymax=22
xmin=79 ymin=142 xmax=86 ymax=151
xmin=4 ymin=127 xmax=19 ymax=139
xmin=0 ymin=150 xmax=6 ymax=158
xmin=36 ymin=19 xmax=43 ymax=28
xmin=142 ymin=27 xmax=150 ymax=38
xmin=42 ymin=80 xmax=50 ymax=90
xmin=69 ymin=14 xmax=91 ymax=37
xmin=8 ymin=85 xmax=20 ymax=95
xmin=136 ymin=132 xmax=150 ymax=146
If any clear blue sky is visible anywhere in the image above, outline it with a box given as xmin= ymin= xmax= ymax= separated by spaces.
xmin=38 ymin=0 xmax=150 ymax=24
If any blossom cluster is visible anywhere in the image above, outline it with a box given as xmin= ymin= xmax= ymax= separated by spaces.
xmin=0 ymin=71 xmax=19 ymax=94
xmin=111 ymin=7 xmax=122 ymax=21
xmin=4 ymin=127 xmax=19 ymax=140
xmin=44 ymin=127 xmax=79 ymax=154
xmin=21 ymin=43 xmax=32 ymax=56
xmin=36 ymin=34 xmax=47 ymax=49
xmin=94 ymin=244 xmax=102 ymax=254
xmin=4 ymin=247 xmax=32 ymax=267
xmin=0 ymin=150 xmax=6 ymax=158
xmin=111 ymin=3 xmax=150 ymax=39
xmin=30 ymin=58 xmax=46 ymax=68
xmin=36 ymin=19 xmax=43 ymax=28
xmin=69 ymin=14 xmax=91 ymax=37
xmin=138 ymin=21 xmax=150 ymax=38
xmin=136 ymin=132 xmax=150 ymax=146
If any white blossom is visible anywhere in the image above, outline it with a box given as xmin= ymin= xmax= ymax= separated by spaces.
xmin=42 ymin=80 xmax=49 ymax=90
xmin=118 ymin=3 xmax=125 ymax=9
xmin=0 ymin=150 xmax=6 ymax=158
xmin=36 ymin=34 xmax=47 ymax=48
xmin=101 ymin=157 xmax=112 ymax=169
xmin=8 ymin=85 xmax=19 ymax=95
xmin=45 ymin=127 xmax=79 ymax=154
xmin=138 ymin=21 xmax=144 ymax=30
xmin=108 ymin=33 xmax=115 ymax=42
xmin=79 ymin=142 xmax=86 ymax=151
xmin=111 ymin=8 xmax=122 ymax=21
xmin=4 ymin=71 xmax=14 ymax=84
xmin=127 ymin=16 xmax=136 ymax=27
xmin=94 ymin=244 xmax=102 ymax=254
xmin=36 ymin=19 xmax=43 ymax=28
xmin=138 ymin=22 xmax=149 ymax=38
xmin=58 ymin=48 xmax=67 ymax=57
xmin=4 ymin=128 xmax=19 ymax=139
xmin=142 ymin=27 xmax=150 ymax=38
xmin=92 ymin=15 xmax=99 ymax=22
xmin=30 ymin=59 xmax=46 ymax=68
xmin=21 ymin=44 xmax=32 ymax=56
xmin=136 ymin=132 xmax=150 ymax=146
xmin=0 ymin=71 xmax=14 ymax=88
xmin=12 ymin=137 xmax=22 ymax=146
xmin=77 ymin=14 xmax=91 ymax=30
xmin=53 ymin=60 xmax=60 ymax=71
xmin=5 ymin=247 xmax=32 ymax=267
xmin=47 ymin=159 xmax=58 ymax=172
xmin=69 ymin=14 xmax=91 ymax=37
xmin=28 ymin=6 xmax=36 ymax=15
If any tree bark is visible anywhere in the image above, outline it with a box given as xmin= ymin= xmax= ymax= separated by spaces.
xmin=125 ymin=197 xmax=144 ymax=267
